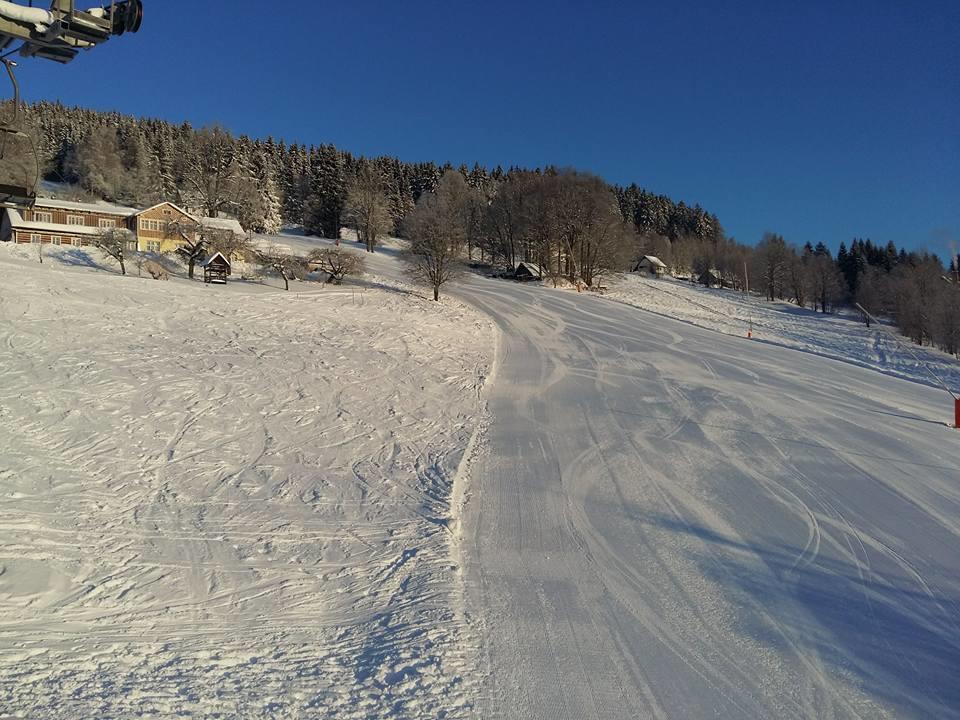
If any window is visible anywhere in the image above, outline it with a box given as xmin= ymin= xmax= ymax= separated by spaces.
xmin=147 ymin=241 xmax=161 ymax=253
xmin=33 ymin=211 xmax=53 ymax=223
xmin=125 ymin=241 xmax=138 ymax=252
xmin=73 ymin=237 xmax=82 ymax=247
xmin=51 ymin=236 xmax=61 ymax=246
xmin=98 ymin=218 xmax=116 ymax=229
xmin=30 ymin=234 xmax=41 ymax=244
xmin=140 ymin=218 xmax=164 ymax=232
xmin=67 ymin=215 xmax=85 ymax=226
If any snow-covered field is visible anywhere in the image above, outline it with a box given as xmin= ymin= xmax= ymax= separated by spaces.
xmin=604 ymin=274 xmax=960 ymax=394
xmin=0 ymin=243 xmax=494 ymax=718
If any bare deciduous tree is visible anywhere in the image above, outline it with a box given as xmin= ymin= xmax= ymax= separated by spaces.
xmin=257 ymin=246 xmax=304 ymax=291
xmin=807 ymin=253 xmax=844 ymax=313
xmin=552 ymin=172 xmax=633 ymax=287
xmin=308 ymin=247 xmax=365 ymax=284
xmin=403 ymin=170 xmax=470 ymax=301
xmin=345 ymin=164 xmax=393 ymax=253
xmin=94 ymin=227 xmax=135 ymax=276
xmin=174 ymin=125 xmax=256 ymax=218
xmin=165 ymin=219 xmax=235 ymax=280
xmin=752 ymin=232 xmax=790 ymax=301
xmin=208 ymin=229 xmax=252 ymax=265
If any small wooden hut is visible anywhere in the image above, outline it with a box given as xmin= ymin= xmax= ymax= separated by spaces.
xmin=202 ymin=252 xmax=231 ymax=284
xmin=633 ymin=255 xmax=667 ymax=277
xmin=514 ymin=261 xmax=544 ymax=281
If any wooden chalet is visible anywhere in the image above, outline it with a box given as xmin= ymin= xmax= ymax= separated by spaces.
xmin=201 ymin=252 xmax=231 ymax=284
xmin=1 ymin=198 xmax=246 ymax=257
xmin=0 ymin=197 xmax=137 ymax=248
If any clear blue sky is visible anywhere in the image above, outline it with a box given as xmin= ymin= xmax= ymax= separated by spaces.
xmin=14 ymin=0 xmax=959 ymax=253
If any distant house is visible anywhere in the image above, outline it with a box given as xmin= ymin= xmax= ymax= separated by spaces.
xmin=514 ymin=261 xmax=544 ymax=281
xmin=633 ymin=255 xmax=667 ymax=277
xmin=0 ymin=198 xmax=246 ymax=257
xmin=0 ymin=197 xmax=138 ymax=248
xmin=200 ymin=215 xmax=245 ymax=242
xmin=201 ymin=252 xmax=231 ymax=285
xmin=698 ymin=268 xmax=722 ymax=287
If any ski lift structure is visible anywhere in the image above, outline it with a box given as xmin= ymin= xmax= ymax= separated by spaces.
xmin=0 ymin=1 xmax=143 ymax=209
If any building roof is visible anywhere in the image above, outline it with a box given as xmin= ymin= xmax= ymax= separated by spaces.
xmin=200 ymin=216 xmax=245 ymax=236
xmin=637 ymin=255 xmax=667 ymax=268
xmin=515 ymin=261 xmax=544 ymax=275
xmin=134 ymin=201 xmax=198 ymax=220
xmin=6 ymin=198 xmax=246 ymax=238
xmin=32 ymin=196 xmax=139 ymax=216
xmin=201 ymin=251 xmax=231 ymax=267
xmin=3 ymin=207 xmax=104 ymax=236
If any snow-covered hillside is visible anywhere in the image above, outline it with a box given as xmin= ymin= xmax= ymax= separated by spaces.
xmin=604 ymin=274 xmax=960 ymax=395
xmin=0 ymin=243 xmax=494 ymax=718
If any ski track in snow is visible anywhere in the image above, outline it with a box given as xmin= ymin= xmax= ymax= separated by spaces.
xmin=249 ymin=236 xmax=960 ymax=719
xmin=457 ymin=279 xmax=960 ymax=720
xmin=4 ymin=232 xmax=960 ymax=719
xmin=0 ymin=243 xmax=494 ymax=718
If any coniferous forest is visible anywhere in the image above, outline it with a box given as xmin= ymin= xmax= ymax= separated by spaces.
xmin=16 ymin=101 xmax=960 ymax=356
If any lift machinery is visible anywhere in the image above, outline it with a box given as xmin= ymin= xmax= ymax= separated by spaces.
xmin=0 ymin=1 xmax=143 ymax=208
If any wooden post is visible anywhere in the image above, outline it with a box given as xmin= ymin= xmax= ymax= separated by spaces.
xmin=955 ymin=397 xmax=960 ymax=429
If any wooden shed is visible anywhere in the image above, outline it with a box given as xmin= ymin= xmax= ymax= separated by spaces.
xmin=202 ymin=252 xmax=231 ymax=284
xmin=698 ymin=268 xmax=722 ymax=287
xmin=633 ymin=255 xmax=667 ymax=277
xmin=514 ymin=261 xmax=544 ymax=281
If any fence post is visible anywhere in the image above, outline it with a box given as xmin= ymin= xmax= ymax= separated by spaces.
xmin=955 ymin=397 xmax=960 ymax=429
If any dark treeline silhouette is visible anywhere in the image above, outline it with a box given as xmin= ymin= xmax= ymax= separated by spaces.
xmin=18 ymin=101 xmax=721 ymax=244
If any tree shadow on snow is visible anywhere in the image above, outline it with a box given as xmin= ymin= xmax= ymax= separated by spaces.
xmin=51 ymin=248 xmax=111 ymax=272
xmin=638 ymin=512 xmax=960 ymax=719
xmin=346 ymin=276 xmax=432 ymax=302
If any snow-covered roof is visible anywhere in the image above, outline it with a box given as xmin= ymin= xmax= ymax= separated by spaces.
xmin=134 ymin=201 xmax=197 ymax=220
xmin=33 ymin=196 xmax=138 ymax=216
xmin=3 ymin=207 xmax=104 ymax=236
xmin=515 ymin=261 xmax=544 ymax=275
xmin=637 ymin=255 xmax=667 ymax=268
xmin=201 ymin=251 xmax=231 ymax=267
xmin=200 ymin=216 xmax=245 ymax=236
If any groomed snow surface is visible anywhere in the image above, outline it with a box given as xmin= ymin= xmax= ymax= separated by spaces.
xmin=3 ymin=235 xmax=960 ymax=719
xmin=0 ymin=243 xmax=494 ymax=718
xmin=605 ymin=274 xmax=960 ymax=393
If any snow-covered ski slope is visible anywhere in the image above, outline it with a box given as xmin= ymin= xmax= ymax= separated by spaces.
xmin=0 ymin=244 xmax=494 ymax=717
xmin=265 ymin=236 xmax=960 ymax=719
xmin=458 ymin=278 xmax=960 ymax=719
xmin=606 ymin=273 xmax=960 ymax=392
xmin=4 ymin=231 xmax=960 ymax=719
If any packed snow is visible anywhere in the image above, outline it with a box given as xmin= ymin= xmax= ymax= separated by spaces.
xmin=603 ymin=273 xmax=960 ymax=395
xmin=0 ymin=242 xmax=494 ymax=718
xmin=3 ymin=234 xmax=959 ymax=720
xmin=458 ymin=275 xmax=960 ymax=720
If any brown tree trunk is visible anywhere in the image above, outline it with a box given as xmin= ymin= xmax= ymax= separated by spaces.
xmin=188 ymin=259 xmax=196 ymax=279
xmin=433 ymin=285 xmax=439 ymax=301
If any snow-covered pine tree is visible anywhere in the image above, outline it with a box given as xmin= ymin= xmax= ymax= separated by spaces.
xmin=250 ymin=144 xmax=282 ymax=234
xmin=303 ymin=144 xmax=346 ymax=239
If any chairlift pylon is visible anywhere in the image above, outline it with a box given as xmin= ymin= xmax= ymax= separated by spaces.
xmin=0 ymin=58 xmax=38 ymax=210
xmin=0 ymin=1 xmax=144 ymax=209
